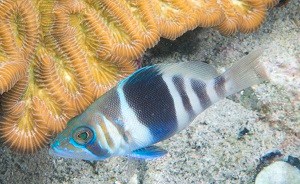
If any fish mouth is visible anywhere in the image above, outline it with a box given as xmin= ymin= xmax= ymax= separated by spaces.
xmin=49 ymin=144 xmax=75 ymax=159
xmin=48 ymin=137 xmax=103 ymax=160
xmin=49 ymin=140 xmax=71 ymax=158
xmin=48 ymin=139 xmax=88 ymax=160
xmin=48 ymin=131 xmax=76 ymax=159
xmin=49 ymin=140 xmax=62 ymax=157
xmin=48 ymin=146 xmax=57 ymax=157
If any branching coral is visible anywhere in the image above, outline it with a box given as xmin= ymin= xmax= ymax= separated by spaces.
xmin=0 ymin=0 xmax=280 ymax=153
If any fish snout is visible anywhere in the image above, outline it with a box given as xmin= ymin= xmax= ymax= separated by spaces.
xmin=49 ymin=139 xmax=62 ymax=157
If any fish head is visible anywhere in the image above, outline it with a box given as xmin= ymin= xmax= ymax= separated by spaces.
xmin=49 ymin=111 xmax=111 ymax=160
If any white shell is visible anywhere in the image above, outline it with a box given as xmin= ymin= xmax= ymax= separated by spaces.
xmin=255 ymin=161 xmax=300 ymax=184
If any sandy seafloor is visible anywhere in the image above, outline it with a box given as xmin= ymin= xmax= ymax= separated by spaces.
xmin=0 ymin=2 xmax=299 ymax=184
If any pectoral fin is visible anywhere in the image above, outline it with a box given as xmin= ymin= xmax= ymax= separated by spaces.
xmin=128 ymin=146 xmax=167 ymax=160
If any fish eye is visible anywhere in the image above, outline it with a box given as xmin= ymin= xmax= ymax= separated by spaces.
xmin=73 ymin=127 xmax=94 ymax=145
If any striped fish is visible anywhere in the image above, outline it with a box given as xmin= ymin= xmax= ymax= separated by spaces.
xmin=49 ymin=49 xmax=268 ymax=160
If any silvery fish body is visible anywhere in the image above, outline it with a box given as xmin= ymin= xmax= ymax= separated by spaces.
xmin=50 ymin=49 xmax=268 ymax=160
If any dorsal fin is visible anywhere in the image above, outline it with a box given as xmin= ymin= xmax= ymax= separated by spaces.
xmin=119 ymin=65 xmax=159 ymax=85
xmin=157 ymin=61 xmax=219 ymax=80
xmin=118 ymin=61 xmax=219 ymax=86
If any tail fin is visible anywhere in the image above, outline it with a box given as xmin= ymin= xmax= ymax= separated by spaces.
xmin=221 ymin=48 xmax=269 ymax=97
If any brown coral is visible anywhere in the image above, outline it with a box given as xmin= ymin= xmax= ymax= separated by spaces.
xmin=0 ymin=0 xmax=279 ymax=153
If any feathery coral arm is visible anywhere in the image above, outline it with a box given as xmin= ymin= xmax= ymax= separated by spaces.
xmin=126 ymin=0 xmax=160 ymax=48
xmin=0 ymin=0 xmax=39 ymax=58
xmin=151 ymin=0 xmax=189 ymax=40
xmin=263 ymin=0 xmax=280 ymax=8
xmin=0 ymin=62 xmax=27 ymax=94
xmin=0 ymin=77 xmax=50 ymax=154
xmin=221 ymin=0 xmax=267 ymax=34
xmin=0 ymin=0 xmax=39 ymax=94
xmin=0 ymin=71 xmax=28 ymax=114
xmin=188 ymin=0 xmax=225 ymax=28
xmin=88 ymin=57 xmax=137 ymax=98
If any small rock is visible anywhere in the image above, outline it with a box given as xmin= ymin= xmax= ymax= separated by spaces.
xmin=284 ymin=156 xmax=300 ymax=170
xmin=259 ymin=150 xmax=282 ymax=163
xmin=255 ymin=161 xmax=300 ymax=184
xmin=237 ymin=127 xmax=250 ymax=139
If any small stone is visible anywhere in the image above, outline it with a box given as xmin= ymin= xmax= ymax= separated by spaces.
xmin=237 ymin=127 xmax=250 ymax=139
xmin=255 ymin=161 xmax=300 ymax=184
xmin=259 ymin=150 xmax=282 ymax=163
xmin=284 ymin=156 xmax=300 ymax=170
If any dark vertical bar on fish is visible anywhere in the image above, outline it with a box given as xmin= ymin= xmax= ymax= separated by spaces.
xmin=214 ymin=75 xmax=226 ymax=98
xmin=122 ymin=66 xmax=178 ymax=142
xmin=190 ymin=79 xmax=212 ymax=110
xmin=95 ymin=88 xmax=122 ymax=126
xmin=172 ymin=75 xmax=195 ymax=118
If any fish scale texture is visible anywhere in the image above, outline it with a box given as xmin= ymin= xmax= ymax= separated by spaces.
xmin=0 ymin=0 xmax=278 ymax=153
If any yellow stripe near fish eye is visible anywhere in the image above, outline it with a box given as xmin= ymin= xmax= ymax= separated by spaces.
xmin=100 ymin=117 xmax=116 ymax=150
xmin=92 ymin=113 xmax=115 ymax=152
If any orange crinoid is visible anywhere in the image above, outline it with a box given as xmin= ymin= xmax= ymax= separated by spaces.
xmin=0 ymin=0 xmax=279 ymax=153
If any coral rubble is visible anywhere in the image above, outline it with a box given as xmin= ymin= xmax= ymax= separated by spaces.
xmin=0 ymin=0 xmax=279 ymax=153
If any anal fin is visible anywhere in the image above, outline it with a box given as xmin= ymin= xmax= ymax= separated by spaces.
xmin=128 ymin=146 xmax=167 ymax=160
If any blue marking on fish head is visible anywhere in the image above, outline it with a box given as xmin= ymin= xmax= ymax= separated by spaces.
xmin=49 ymin=111 xmax=110 ymax=161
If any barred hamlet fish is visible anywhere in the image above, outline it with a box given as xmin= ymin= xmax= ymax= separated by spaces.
xmin=49 ymin=49 xmax=268 ymax=160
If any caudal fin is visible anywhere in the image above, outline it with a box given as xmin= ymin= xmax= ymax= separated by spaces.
xmin=220 ymin=48 xmax=269 ymax=97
